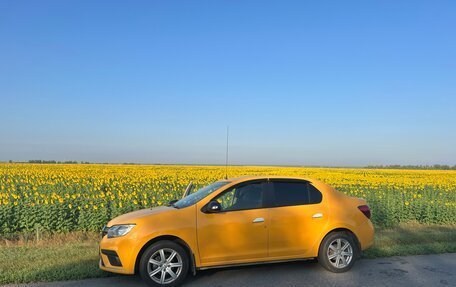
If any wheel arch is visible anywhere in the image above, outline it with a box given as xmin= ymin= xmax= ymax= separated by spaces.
xmin=317 ymin=227 xmax=361 ymax=258
xmin=134 ymin=235 xmax=197 ymax=275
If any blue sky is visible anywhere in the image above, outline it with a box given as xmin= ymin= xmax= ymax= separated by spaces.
xmin=1 ymin=1 xmax=455 ymax=166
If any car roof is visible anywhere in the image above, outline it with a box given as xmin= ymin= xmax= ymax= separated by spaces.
xmin=227 ymin=175 xmax=313 ymax=184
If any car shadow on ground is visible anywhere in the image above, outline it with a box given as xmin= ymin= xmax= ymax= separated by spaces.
xmin=104 ymin=259 xmax=321 ymax=287
xmin=183 ymin=259 xmax=320 ymax=286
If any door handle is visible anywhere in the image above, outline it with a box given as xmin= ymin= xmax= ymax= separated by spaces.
xmin=312 ymin=213 xmax=323 ymax=219
xmin=253 ymin=217 xmax=265 ymax=223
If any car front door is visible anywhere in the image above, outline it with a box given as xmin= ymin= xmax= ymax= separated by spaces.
xmin=196 ymin=181 xmax=269 ymax=266
xmin=267 ymin=180 xmax=329 ymax=259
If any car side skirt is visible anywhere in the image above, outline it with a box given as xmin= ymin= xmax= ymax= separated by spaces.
xmin=198 ymin=257 xmax=315 ymax=270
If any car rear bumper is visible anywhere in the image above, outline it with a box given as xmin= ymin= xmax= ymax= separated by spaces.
xmin=358 ymin=220 xmax=375 ymax=250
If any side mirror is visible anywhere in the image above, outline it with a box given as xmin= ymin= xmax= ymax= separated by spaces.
xmin=206 ymin=201 xmax=222 ymax=213
xmin=168 ymin=199 xmax=178 ymax=206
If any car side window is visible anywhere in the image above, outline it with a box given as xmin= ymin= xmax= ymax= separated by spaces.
xmin=272 ymin=181 xmax=322 ymax=207
xmin=214 ymin=182 xmax=264 ymax=211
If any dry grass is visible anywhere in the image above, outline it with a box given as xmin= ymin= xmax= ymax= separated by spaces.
xmin=0 ymin=231 xmax=100 ymax=247
xmin=364 ymin=222 xmax=456 ymax=258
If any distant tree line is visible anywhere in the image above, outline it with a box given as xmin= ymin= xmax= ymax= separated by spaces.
xmin=366 ymin=164 xmax=456 ymax=170
xmin=26 ymin=160 xmax=90 ymax=164
xmin=5 ymin=160 xmax=129 ymax=164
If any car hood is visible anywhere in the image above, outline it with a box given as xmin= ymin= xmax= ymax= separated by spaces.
xmin=107 ymin=206 xmax=174 ymax=226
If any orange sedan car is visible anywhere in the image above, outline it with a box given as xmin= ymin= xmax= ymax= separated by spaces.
xmin=99 ymin=176 xmax=374 ymax=286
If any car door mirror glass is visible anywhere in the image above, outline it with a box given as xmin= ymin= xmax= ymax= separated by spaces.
xmin=206 ymin=201 xmax=222 ymax=213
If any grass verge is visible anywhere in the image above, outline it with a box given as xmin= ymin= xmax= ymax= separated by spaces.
xmin=1 ymin=223 xmax=455 ymax=285
xmin=0 ymin=242 xmax=109 ymax=285
xmin=363 ymin=222 xmax=456 ymax=258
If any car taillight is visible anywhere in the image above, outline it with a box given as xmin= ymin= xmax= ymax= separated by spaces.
xmin=358 ymin=205 xmax=371 ymax=219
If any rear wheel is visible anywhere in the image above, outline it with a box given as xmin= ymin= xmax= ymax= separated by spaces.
xmin=139 ymin=240 xmax=189 ymax=287
xmin=318 ymin=231 xmax=358 ymax=273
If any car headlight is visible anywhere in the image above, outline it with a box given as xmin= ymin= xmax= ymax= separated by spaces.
xmin=107 ymin=224 xmax=135 ymax=238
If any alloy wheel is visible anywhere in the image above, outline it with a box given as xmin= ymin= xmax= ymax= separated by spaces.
xmin=327 ymin=238 xmax=353 ymax=269
xmin=147 ymin=248 xmax=183 ymax=284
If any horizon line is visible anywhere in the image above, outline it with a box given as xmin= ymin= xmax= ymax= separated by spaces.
xmin=2 ymin=160 xmax=456 ymax=170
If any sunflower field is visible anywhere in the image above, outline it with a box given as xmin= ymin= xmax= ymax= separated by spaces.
xmin=0 ymin=163 xmax=455 ymax=235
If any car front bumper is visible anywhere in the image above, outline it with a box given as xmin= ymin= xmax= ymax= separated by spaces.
xmin=99 ymin=235 xmax=137 ymax=274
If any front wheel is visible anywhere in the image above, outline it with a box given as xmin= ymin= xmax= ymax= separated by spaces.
xmin=318 ymin=231 xmax=358 ymax=273
xmin=139 ymin=240 xmax=189 ymax=287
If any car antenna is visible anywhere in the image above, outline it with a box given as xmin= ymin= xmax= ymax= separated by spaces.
xmin=225 ymin=125 xmax=229 ymax=179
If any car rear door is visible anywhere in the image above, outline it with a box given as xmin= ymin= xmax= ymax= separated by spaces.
xmin=267 ymin=179 xmax=329 ymax=258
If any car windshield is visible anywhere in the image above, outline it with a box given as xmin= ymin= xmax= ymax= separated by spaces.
xmin=173 ymin=181 xmax=230 ymax=209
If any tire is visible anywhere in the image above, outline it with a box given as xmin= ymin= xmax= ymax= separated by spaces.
xmin=318 ymin=231 xmax=358 ymax=273
xmin=139 ymin=240 xmax=189 ymax=287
